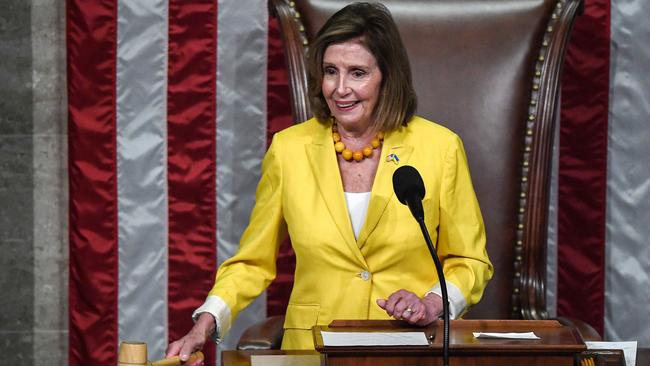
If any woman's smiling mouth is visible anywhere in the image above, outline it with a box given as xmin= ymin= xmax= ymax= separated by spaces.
xmin=335 ymin=101 xmax=359 ymax=110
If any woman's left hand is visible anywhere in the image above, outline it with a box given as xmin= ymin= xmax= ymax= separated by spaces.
xmin=376 ymin=289 xmax=443 ymax=326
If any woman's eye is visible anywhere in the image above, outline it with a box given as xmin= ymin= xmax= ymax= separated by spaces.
xmin=352 ymin=70 xmax=366 ymax=78
xmin=324 ymin=67 xmax=337 ymax=75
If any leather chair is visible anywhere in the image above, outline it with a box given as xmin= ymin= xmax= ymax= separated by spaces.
xmin=238 ymin=0 xmax=596 ymax=350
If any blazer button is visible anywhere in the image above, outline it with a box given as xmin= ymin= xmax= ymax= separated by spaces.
xmin=360 ymin=270 xmax=371 ymax=281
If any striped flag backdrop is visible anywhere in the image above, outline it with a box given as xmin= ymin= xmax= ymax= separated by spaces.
xmin=550 ymin=0 xmax=650 ymax=344
xmin=67 ymin=1 xmax=290 ymax=364
xmin=67 ymin=0 xmax=649 ymax=365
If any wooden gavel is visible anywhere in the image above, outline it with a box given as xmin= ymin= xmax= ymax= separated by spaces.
xmin=118 ymin=341 xmax=204 ymax=366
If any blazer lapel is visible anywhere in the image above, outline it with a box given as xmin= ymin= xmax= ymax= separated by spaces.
xmin=357 ymin=127 xmax=413 ymax=248
xmin=305 ymin=124 xmax=364 ymax=264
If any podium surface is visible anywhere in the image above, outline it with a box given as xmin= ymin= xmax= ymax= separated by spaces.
xmin=314 ymin=319 xmax=585 ymax=366
xmin=223 ymin=320 xmax=600 ymax=366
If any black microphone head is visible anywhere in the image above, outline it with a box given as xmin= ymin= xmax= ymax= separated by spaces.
xmin=392 ymin=165 xmax=425 ymax=205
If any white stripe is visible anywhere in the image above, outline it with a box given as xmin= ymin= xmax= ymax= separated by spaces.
xmin=216 ymin=0 xmax=269 ymax=354
xmin=606 ymin=0 xmax=650 ymax=345
xmin=116 ymin=0 xmax=169 ymax=356
xmin=546 ymin=113 xmax=559 ymax=318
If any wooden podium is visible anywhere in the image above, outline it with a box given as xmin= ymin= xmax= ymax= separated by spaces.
xmin=314 ymin=319 xmax=585 ymax=366
xmin=223 ymin=320 xmax=625 ymax=366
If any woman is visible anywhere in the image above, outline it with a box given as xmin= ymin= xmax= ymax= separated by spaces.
xmin=167 ymin=2 xmax=492 ymax=362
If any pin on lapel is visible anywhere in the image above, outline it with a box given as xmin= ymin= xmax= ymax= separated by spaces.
xmin=386 ymin=153 xmax=400 ymax=165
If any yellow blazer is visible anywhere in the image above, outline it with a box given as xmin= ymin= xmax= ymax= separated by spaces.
xmin=208 ymin=116 xmax=493 ymax=349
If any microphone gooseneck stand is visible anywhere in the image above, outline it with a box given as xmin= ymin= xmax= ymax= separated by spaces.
xmin=393 ymin=165 xmax=450 ymax=366
xmin=416 ymin=217 xmax=450 ymax=366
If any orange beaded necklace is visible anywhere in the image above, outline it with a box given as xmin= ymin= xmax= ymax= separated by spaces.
xmin=332 ymin=123 xmax=384 ymax=162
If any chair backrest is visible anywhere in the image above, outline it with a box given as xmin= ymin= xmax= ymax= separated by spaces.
xmin=270 ymin=0 xmax=582 ymax=320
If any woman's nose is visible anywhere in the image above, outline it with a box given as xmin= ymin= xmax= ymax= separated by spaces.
xmin=336 ymin=76 xmax=350 ymax=95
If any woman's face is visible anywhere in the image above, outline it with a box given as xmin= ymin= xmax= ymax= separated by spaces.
xmin=322 ymin=39 xmax=382 ymax=132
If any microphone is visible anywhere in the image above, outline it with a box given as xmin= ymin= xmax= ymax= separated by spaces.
xmin=393 ymin=165 xmax=450 ymax=366
xmin=392 ymin=165 xmax=425 ymax=221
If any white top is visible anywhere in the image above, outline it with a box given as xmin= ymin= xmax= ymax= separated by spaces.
xmin=344 ymin=192 xmax=372 ymax=239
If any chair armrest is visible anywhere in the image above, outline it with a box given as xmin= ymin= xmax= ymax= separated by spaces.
xmin=555 ymin=316 xmax=602 ymax=341
xmin=236 ymin=315 xmax=285 ymax=350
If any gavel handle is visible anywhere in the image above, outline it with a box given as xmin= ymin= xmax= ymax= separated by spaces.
xmin=150 ymin=351 xmax=204 ymax=366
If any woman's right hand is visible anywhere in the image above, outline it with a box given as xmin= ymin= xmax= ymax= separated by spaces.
xmin=165 ymin=312 xmax=216 ymax=366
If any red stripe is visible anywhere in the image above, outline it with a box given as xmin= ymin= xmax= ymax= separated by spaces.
xmin=266 ymin=15 xmax=295 ymax=316
xmin=67 ymin=0 xmax=118 ymax=364
xmin=558 ymin=0 xmax=610 ymax=335
xmin=167 ymin=1 xmax=217 ymax=364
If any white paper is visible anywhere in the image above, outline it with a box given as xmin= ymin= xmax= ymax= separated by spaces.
xmin=472 ymin=332 xmax=541 ymax=340
xmin=585 ymin=341 xmax=637 ymax=366
xmin=321 ymin=331 xmax=430 ymax=346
